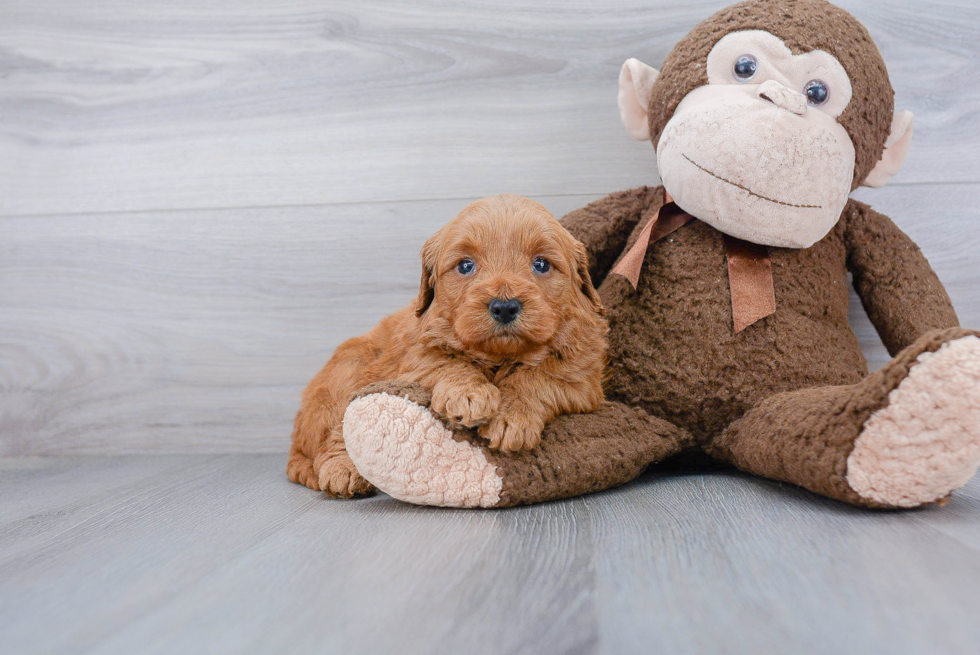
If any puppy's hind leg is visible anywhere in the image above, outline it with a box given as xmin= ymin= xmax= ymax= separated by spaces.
xmin=287 ymin=444 xmax=320 ymax=491
xmin=288 ymin=388 xmax=375 ymax=497
xmin=313 ymin=429 xmax=377 ymax=499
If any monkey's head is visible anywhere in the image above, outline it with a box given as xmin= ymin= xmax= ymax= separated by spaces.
xmin=619 ymin=0 xmax=913 ymax=248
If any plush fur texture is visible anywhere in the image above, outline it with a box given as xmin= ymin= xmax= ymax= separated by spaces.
xmin=288 ymin=195 xmax=608 ymax=497
xmin=711 ymin=327 xmax=978 ymax=507
xmin=591 ymin=188 xmax=959 ymax=441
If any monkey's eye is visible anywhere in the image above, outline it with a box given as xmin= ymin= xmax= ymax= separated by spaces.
xmin=532 ymin=257 xmax=551 ymax=274
xmin=805 ymin=80 xmax=830 ymax=106
xmin=456 ymin=259 xmax=476 ymax=275
xmin=733 ymin=55 xmax=758 ymax=81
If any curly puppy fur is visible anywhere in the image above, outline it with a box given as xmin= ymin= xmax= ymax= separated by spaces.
xmin=287 ymin=194 xmax=609 ymax=497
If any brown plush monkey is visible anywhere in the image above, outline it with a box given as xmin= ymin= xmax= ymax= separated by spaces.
xmin=340 ymin=0 xmax=980 ymax=509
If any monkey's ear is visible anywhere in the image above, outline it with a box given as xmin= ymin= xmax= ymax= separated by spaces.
xmin=864 ymin=111 xmax=914 ymax=188
xmin=414 ymin=235 xmax=438 ymax=317
xmin=618 ymin=58 xmax=660 ymax=141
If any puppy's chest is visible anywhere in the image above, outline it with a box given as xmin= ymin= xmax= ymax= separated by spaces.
xmin=479 ymin=361 xmax=525 ymax=385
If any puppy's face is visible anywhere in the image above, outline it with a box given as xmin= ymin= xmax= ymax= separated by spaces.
xmin=416 ymin=195 xmax=603 ymax=361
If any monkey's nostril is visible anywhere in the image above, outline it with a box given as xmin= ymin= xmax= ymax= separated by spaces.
xmin=488 ymin=298 xmax=522 ymax=325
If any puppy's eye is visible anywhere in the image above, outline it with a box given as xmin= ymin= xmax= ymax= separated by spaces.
xmin=532 ymin=257 xmax=551 ymax=274
xmin=456 ymin=259 xmax=476 ymax=275
xmin=733 ymin=55 xmax=758 ymax=82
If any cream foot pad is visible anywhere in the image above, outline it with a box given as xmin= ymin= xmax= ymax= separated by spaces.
xmin=848 ymin=336 xmax=980 ymax=507
xmin=344 ymin=393 xmax=503 ymax=508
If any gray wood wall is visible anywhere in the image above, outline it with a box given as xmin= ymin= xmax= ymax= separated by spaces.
xmin=2 ymin=0 xmax=978 ymax=456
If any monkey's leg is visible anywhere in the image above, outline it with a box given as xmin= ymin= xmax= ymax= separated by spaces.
xmin=709 ymin=328 xmax=980 ymax=508
xmin=342 ymin=381 xmax=693 ymax=508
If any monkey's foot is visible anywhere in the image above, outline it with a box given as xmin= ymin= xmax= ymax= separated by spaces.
xmin=847 ymin=336 xmax=980 ymax=507
xmin=343 ymin=383 xmax=503 ymax=508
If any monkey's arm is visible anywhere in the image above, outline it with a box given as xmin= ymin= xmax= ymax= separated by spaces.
xmin=559 ymin=185 xmax=663 ymax=287
xmin=842 ymin=200 xmax=959 ymax=356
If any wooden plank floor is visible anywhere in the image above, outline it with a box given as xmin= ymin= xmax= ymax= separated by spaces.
xmin=1 ymin=455 xmax=979 ymax=655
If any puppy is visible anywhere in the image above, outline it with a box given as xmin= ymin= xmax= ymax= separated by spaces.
xmin=287 ymin=194 xmax=608 ymax=497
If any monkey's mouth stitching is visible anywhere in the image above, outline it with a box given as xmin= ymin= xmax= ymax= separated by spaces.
xmin=682 ymin=154 xmax=822 ymax=209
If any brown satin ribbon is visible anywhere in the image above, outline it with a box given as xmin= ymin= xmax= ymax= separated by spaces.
xmin=609 ymin=192 xmax=776 ymax=334
xmin=723 ymin=234 xmax=776 ymax=333
xmin=609 ymin=193 xmax=693 ymax=288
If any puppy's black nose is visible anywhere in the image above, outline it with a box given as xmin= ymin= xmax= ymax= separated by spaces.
xmin=489 ymin=298 xmax=522 ymax=324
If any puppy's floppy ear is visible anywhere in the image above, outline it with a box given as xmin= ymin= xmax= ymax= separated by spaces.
xmin=415 ymin=233 xmax=439 ymax=317
xmin=572 ymin=239 xmax=604 ymax=316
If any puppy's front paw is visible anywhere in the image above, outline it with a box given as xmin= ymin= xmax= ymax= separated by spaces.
xmin=432 ymin=382 xmax=501 ymax=428
xmin=317 ymin=454 xmax=376 ymax=499
xmin=480 ymin=411 xmax=544 ymax=452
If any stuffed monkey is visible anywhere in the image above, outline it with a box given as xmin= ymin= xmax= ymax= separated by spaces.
xmin=340 ymin=0 xmax=980 ymax=509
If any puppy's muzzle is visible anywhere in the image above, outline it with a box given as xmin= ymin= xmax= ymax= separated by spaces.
xmin=488 ymin=298 xmax=522 ymax=325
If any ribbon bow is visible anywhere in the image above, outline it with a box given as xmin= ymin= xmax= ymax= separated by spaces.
xmin=609 ymin=193 xmax=776 ymax=334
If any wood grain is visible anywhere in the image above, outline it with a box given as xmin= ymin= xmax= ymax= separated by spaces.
xmin=1 ymin=0 xmax=979 ymax=217
xmin=588 ymin=471 xmax=980 ymax=654
xmin=1 ymin=455 xmax=978 ymax=654
xmin=3 ymin=185 xmax=977 ymax=456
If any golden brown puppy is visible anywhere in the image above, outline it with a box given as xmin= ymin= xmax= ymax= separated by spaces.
xmin=287 ymin=194 xmax=609 ymax=497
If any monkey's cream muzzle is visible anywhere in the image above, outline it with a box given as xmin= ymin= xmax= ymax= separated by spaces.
xmin=656 ymin=81 xmax=855 ymax=249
